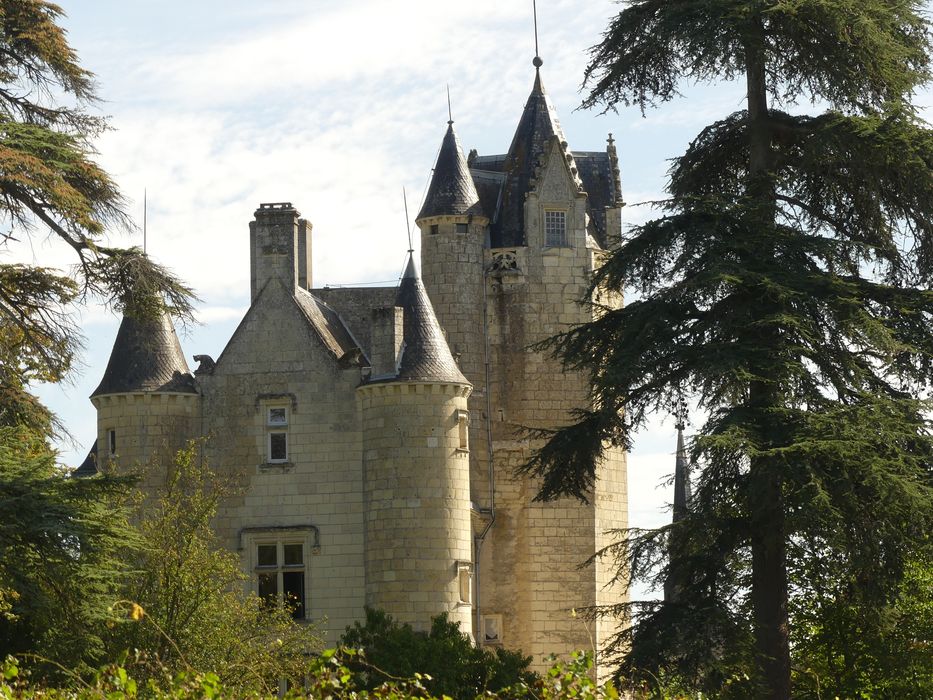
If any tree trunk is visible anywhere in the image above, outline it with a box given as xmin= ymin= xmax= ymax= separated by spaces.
xmin=744 ymin=21 xmax=793 ymax=700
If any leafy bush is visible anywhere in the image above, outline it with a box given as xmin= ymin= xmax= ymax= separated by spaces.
xmin=0 ymin=649 xmax=618 ymax=699
xmin=340 ymin=608 xmax=536 ymax=699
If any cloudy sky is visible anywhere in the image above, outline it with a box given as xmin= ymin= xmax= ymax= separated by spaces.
xmin=24 ymin=1 xmax=931 ymax=598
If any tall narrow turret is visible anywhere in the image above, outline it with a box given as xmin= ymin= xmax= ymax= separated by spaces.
xmin=358 ymin=256 xmax=473 ymax=632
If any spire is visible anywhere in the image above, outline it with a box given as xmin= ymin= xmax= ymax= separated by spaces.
xmin=672 ymin=419 xmax=692 ymax=522
xmin=389 ymin=255 xmax=468 ymax=385
xmin=494 ymin=63 xmax=569 ymax=247
xmin=91 ymin=310 xmax=196 ymax=397
xmin=416 ymin=121 xmax=482 ymax=221
xmin=665 ymin=399 xmax=692 ymax=603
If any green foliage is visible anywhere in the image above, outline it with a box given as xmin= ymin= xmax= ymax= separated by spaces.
xmin=791 ymin=554 xmax=933 ymax=699
xmin=340 ymin=608 xmax=536 ymax=699
xmin=0 ymin=649 xmax=616 ymax=699
xmin=105 ymin=442 xmax=322 ymax=696
xmin=0 ymin=426 xmax=138 ymax=671
xmin=521 ymin=1 xmax=933 ymax=696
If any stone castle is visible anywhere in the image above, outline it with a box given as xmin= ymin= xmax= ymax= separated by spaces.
xmin=77 ymin=58 xmax=629 ymax=666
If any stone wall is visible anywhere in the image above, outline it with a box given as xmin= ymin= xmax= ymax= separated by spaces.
xmin=92 ymin=391 xmax=199 ymax=492
xmin=199 ymin=278 xmax=366 ymax=644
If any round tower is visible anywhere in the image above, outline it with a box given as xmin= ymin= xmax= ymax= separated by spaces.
xmin=89 ymin=310 xmax=199 ymax=487
xmin=357 ymin=257 xmax=474 ymax=632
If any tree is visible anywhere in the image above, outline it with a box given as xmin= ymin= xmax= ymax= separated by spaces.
xmin=0 ymin=0 xmax=194 ymax=438
xmin=105 ymin=442 xmax=322 ymax=695
xmin=0 ymin=426 xmax=139 ymax=671
xmin=520 ymin=2 xmax=933 ymax=697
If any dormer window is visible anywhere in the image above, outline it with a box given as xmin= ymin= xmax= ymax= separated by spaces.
xmin=544 ymin=210 xmax=567 ymax=247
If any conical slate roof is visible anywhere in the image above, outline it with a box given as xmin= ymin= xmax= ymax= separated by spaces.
xmin=392 ymin=256 xmax=468 ymax=385
xmin=73 ymin=439 xmax=98 ymax=477
xmin=91 ymin=311 xmax=196 ymax=397
xmin=417 ymin=122 xmax=483 ymax=221
xmin=495 ymin=67 xmax=569 ymax=247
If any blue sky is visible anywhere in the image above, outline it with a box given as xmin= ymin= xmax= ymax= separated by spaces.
xmin=23 ymin=1 xmax=932 ymax=598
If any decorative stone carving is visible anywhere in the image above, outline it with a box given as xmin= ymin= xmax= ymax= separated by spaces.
xmin=490 ymin=250 xmax=519 ymax=271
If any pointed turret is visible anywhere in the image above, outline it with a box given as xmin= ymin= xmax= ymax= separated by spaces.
xmin=90 ymin=308 xmax=199 ymax=478
xmin=357 ymin=255 xmax=473 ymax=633
xmin=394 ymin=256 xmax=468 ymax=385
xmin=496 ymin=62 xmax=569 ymax=247
xmin=417 ymin=122 xmax=483 ymax=221
xmin=91 ymin=311 xmax=196 ymax=398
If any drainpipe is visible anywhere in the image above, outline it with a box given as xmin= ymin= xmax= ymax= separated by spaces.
xmin=474 ymin=263 xmax=497 ymax=642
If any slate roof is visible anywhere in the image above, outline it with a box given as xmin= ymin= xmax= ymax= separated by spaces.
xmin=575 ymin=151 xmax=616 ymax=247
xmin=73 ymin=439 xmax=98 ymax=477
xmin=417 ymin=123 xmax=483 ymax=220
xmin=493 ymin=68 xmax=568 ymax=248
xmin=463 ymin=68 xmax=619 ymax=250
xmin=385 ymin=256 xmax=468 ymax=385
xmin=313 ymin=286 xmax=397 ymax=360
xmin=293 ymin=287 xmax=364 ymax=364
xmin=91 ymin=312 xmax=197 ymax=397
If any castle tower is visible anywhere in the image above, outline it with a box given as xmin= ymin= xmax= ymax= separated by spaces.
xmin=417 ymin=120 xmax=489 ymax=388
xmin=420 ymin=58 xmax=628 ymax=666
xmin=90 ymin=308 xmax=199 ymax=485
xmin=357 ymin=256 xmax=474 ymax=631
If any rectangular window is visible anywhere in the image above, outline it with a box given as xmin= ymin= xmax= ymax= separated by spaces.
xmin=253 ymin=540 xmax=307 ymax=619
xmin=455 ymin=222 xmax=468 ymax=234
xmin=107 ymin=429 xmax=116 ymax=456
xmin=430 ymin=224 xmax=439 ymax=235
xmin=456 ymin=410 xmax=469 ymax=452
xmin=544 ymin=210 xmax=567 ymax=247
xmin=267 ymin=407 xmax=289 ymax=463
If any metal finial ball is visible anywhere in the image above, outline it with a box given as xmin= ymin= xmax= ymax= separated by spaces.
xmin=533 ymin=56 xmax=543 ymax=68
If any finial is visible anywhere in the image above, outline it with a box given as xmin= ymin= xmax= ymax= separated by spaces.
xmin=532 ymin=0 xmax=542 ymax=69
xmin=447 ymin=84 xmax=453 ymax=125
xmin=673 ymin=395 xmax=688 ymax=431
xmin=403 ymin=186 xmax=413 ymax=254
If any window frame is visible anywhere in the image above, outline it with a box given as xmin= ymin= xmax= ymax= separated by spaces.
xmin=266 ymin=405 xmax=289 ymax=464
xmin=248 ymin=537 xmax=310 ymax=621
xmin=543 ymin=209 xmax=568 ymax=248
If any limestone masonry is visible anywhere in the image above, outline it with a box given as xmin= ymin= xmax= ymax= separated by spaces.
xmin=78 ymin=59 xmax=629 ymax=670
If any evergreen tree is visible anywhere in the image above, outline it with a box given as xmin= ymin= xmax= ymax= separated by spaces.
xmin=0 ymin=0 xmax=194 ymax=436
xmin=0 ymin=426 xmax=138 ymax=670
xmin=520 ymin=2 xmax=933 ymax=697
